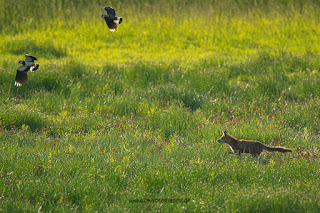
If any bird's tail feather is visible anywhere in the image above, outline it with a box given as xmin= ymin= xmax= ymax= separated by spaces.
xmin=14 ymin=81 xmax=22 ymax=87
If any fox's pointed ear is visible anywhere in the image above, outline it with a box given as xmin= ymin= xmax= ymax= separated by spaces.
xmin=224 ymin=131 xmax=228 ymax=135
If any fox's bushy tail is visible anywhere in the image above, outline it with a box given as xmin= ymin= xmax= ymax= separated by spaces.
xmin=264 ymin=146 xmax=292 ymax=153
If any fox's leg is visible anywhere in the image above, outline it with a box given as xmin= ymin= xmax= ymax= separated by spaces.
xmin=250 ymin=153 xmax=259 ymax=157
xmin=227 ymin=151 xmax=240 ymax=156
xmin=250 ymin=150 xmax=262 ymax=157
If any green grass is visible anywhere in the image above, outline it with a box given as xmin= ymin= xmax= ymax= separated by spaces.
xmin=1 ymin=0 xmax=320 ymax=212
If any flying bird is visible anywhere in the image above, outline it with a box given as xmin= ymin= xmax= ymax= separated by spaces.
xmin=14 ymin=54 xmax=39 ymax=87
xmin=101 ymin=6 xmax=123 ymax=32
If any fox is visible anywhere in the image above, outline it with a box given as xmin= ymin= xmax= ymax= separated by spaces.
xmin=216 ymin=131 xmax=292 ymax=157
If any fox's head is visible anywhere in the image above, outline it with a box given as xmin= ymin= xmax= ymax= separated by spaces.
xmin=216 ymin=131 xmax=231 ymax=143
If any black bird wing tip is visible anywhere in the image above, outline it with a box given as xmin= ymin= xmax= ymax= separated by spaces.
xmin=104 ymin=6 xmax=116 ymax=17
xmin=25 ymin=55 xmax=37 ymax=62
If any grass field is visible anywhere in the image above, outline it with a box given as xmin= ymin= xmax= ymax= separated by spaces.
xmin=1 ymin=0 xmax=320 ymax=212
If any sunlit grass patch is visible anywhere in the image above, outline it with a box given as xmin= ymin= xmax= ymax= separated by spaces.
xmin=1 ymin=0 xmax=320 ymax=212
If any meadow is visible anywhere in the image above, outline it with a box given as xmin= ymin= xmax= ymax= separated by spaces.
xmin=0 ymin=0 xmax=320 ymax=212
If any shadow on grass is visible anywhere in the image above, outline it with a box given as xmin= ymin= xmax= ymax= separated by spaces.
xmin=6 ymin=61 xmax=90 ymax=98
xmin=0 ymin=105 xmax=50 ymax=132
xmin=3 ymin=53 xmax=320 ymax=129
xmin=5 ymin=39 xmax=67 ymax=59
xmin=148 ymin=83 xmax=205 ymax=111
xmin=226 ymin=52 xmax=320 ymax=101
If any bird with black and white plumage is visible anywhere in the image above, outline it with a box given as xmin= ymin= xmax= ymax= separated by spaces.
xmin=14 ymin=54 xmax=39 ymax=87
xmin=101 ymin=6 xmax=123 ymax=32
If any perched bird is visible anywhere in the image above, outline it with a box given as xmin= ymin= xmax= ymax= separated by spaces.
xmin=101 ymin=6 xmax=123 ymax=32
xmin=14 ymin=54 xmax=39 ymax=87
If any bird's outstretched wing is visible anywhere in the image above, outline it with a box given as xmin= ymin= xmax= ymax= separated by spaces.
xmin=104 ymin=6 xmax=116 ymax=17
xmin=15 ymin=65 xmax=29 ymax=86
xmin=25 ymin=55 xmax=37 ymax=63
